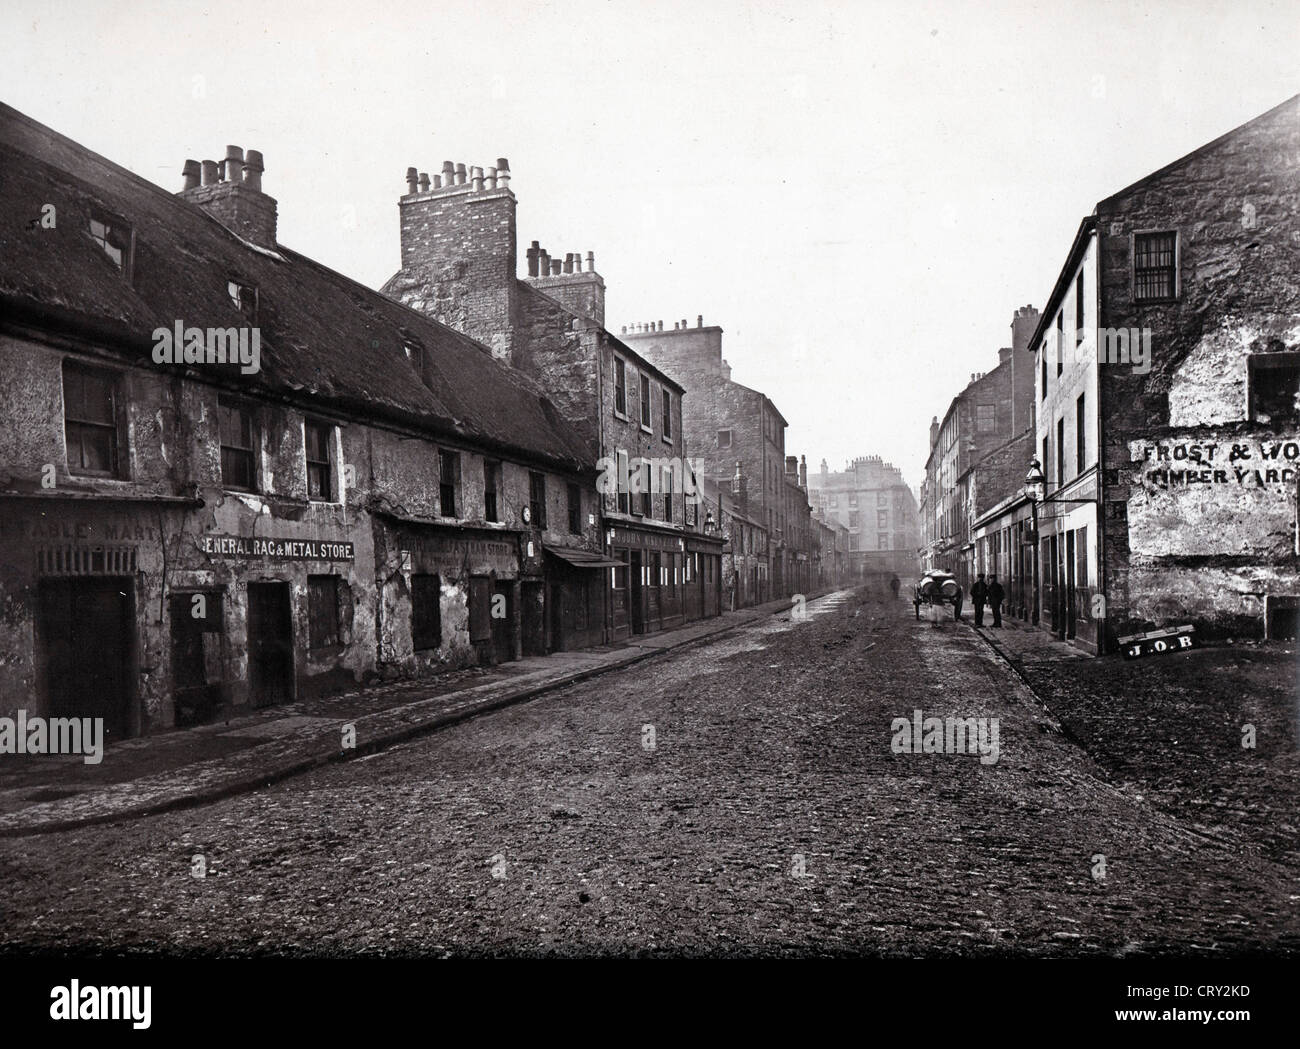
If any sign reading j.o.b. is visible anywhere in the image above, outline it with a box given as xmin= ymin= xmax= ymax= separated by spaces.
xmin=1119 ymin=624 xmax=1196 ymax=660
xmin=198 ymin=535 xmax=355 ymax=561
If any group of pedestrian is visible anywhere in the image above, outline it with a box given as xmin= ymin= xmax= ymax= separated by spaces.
xmin=970 ymin=573 xmax=1004 ymax=627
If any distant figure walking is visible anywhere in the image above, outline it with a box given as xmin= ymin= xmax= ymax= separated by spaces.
xmin=988 ymin=575 xmax=1005 ymax=627
xmin=889 ymin=575 xmax=900 ymax=600
xmin=971 ymin=573 xmax=988 ymax=626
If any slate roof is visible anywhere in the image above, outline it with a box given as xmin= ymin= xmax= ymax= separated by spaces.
xmin=0 ymin=103 xmax=593 ymax=473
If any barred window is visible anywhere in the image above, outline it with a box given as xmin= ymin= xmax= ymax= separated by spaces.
xmin=1134 ymin=231 xmax=1177 ymax=301
xmin=307 ymin=575 xmax=339 ymax=650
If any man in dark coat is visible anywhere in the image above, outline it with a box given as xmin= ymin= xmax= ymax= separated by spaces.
xmin=988 ymin=575 xmax=1005 ymax=627
xmin=971 ymin=573 xmax=988 ymax=626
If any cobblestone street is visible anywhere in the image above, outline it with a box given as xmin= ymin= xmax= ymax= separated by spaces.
xmin=1 ymin=588 xmax=1294 ymax=959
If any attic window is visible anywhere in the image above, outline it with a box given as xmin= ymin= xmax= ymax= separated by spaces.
xmin=403 ymin=339 xmax=422 ymax=370
xmin=227 ymin=281 xmax=257 ymax=321
xmin=88 ymin=210 xmax=133 ymax=278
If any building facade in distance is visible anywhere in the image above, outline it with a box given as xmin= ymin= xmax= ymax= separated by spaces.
xmin=809 ymin=455 xmax=921 ymax=584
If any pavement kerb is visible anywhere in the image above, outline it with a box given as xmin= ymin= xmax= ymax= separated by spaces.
xmin=0 ymin=592 xmax=833 ymax=838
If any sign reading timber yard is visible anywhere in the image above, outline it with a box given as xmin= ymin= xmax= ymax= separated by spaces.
xmin=198 ymin=535 xmax=355 ymax=561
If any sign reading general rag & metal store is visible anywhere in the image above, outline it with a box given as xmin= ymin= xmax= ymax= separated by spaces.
xmin=198 ymin=535 xmax=355 ymax=561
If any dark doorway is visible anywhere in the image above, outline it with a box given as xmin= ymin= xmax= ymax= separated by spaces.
xmin=491 ymin=581 xmax=515 ymax=663
xmin=629 ymin=551 xmax=645 ymax=634
xmin=522 ymin=581 xmax=546 ymax=657
xmin=549 ymin=583 xmax=565 ymax=653
xmin=1065 ymin=530 xmax=1077 ymax=640
xmin=247 ymin=581 xmax=293 ymax=707
xmin=170 ymin=590 xmax=225 ymax=726
xmin=38 ymin=578 xmax=133 ymax=739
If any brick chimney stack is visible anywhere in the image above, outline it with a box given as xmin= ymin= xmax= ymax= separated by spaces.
xmin=799 ymin=455 xmax=807 ymax=490
xmin=731 ymin=461 xmax=748 ymax=516
xmin=180 ymin=144 xmax=277 ymax=249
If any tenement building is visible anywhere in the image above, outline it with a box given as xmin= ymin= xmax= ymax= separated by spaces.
xmin=381 ymin=163 xmax=725 ymax=639
xmin=1027 ymin=94 xmax=1300 ymax=649
xmin=620 ymin=317 xmax=811 ymax=600
xmin=809 ymin=455 xmax=921 ymax=584
xmin=0 ymin=105 xmax=607 ymax=738
xmin=919 ymin=305 xmax=1039 ymax=591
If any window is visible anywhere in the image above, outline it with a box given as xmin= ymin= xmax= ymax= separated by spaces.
xmin=1056 ymin=417 xmax=1065 ymax=486
xmin=828 ymin=494 xmax=837 ymax=507
xmin=1043 ymin=435 xmax=1050 ymax=488
xmin=640 ymin=373 xmax=652 ymax=428
xmin=640 ymin=461 xmax=652 ymax=517
xmin=616 ymin=450 xmax=630 ymax=514
xmin=411 ymin=574 xmax=441 ymax=651
xmin=718 ymin=429 xmax=732 ymax=449
xmin=219 ymin=399 xmax=257 ymax=490
xmin=62 ymin=360 xmax=120 ymax=477
xmin=1247 ymin=353 xmax=1300 ymax=424
xmin=877 ymin=509 xmax=888 ymax=530
xmin=88 ymin=209 xmax=132 ymax=278
xmin=614 ymin=357 xmax=628 ymax=415
xmin=529 ymin=471 xmax=547 ymax=528
xmin=662 ymin=464 xmax=673 ymax=523
xmin=1076 ymin=393 xmax=1087 ymax=473
xmin=402 ymin=338 xmax=422 ymax=372
xmin=878 ymin=534 xmax=889 ymax=550
xmin=877 ymin=492 xmax=887 ymax=505
xmin=227 ymin=281 xmax=257 ymax=321
xmin=1134 ymin=231 xmax=1178 ymax=301
xmin=848 ymin=493 xmax=858 ymax=508
xmin=975 ymin=404 xmax=996 ymax=433
xmin=307 ymin=575 xmax=340 ymax=650
xmin=484 ymin=460 xmax=501 ymax=522
xmin=848 ymin=510 xmax=860 ymax=529
xmin=439 ymin=450 xmax=460 ymax=517
xmin=567 ymin=482 xmax=582 ymax=534
xmin=1056 ymin=311 xmax=1064 ymax=375
xmin=1041 ymin=345 xmax=1047 ymax=400
xmin=305 ymin=419 xmax=334 ymax=501
xmin=1075 ymin=271 xmax=1085 ymax=346
xmin=662 ymin=386 xmax=672 ymax=438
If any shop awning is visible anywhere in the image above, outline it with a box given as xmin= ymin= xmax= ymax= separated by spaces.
xmin=546 ymin=545 xmax=627 ymax=569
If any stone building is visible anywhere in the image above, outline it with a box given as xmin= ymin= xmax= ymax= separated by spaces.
xmin=0 ymin=105 xmax=604 ymax=737
xmin=620 ymin=317 xmax=811 ymax=599
xmin=1027 ymin=94 xmax=1300 ymax=648
xmin=380 ymin=164 xmax=724 ymax=640
xmin=808 ymin=455 xmax=921 ymax=584
xmin=918 ymin=306 xmax=1039 ymax=590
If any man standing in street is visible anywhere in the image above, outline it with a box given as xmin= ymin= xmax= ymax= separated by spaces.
xmin=971 ymin=573 xmax=988 ymax=626
xmin=988 ymin=575 xmax=1005 ymax=627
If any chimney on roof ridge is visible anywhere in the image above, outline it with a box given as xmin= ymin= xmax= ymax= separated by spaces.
xmin=697 ymin=314 xmax=703 ymax=327
xmin=181 ymin=144 xmax=276 ymax=248
xmin=405 ymin=167 xmax=418 ymax=194
xmin=419 ymin=172 xmax=430 ymax=192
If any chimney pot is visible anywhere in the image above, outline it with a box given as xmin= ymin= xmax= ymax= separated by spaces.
xmin=526 ymin=243 xmax=539 ymax=278
xmin=551 ymin=258 xmax=562 ymax=276
xmin=455 ymin=163 xmax=467 ymax=185
xmin=433 ymin=174 xmax=442 ymax=189
xmin=441 ymin=161 xmax=455 ymax=182
xmin=224 ymin=145 xmax=244 ymax=184
xmin=418 ymin=172 xmax=430 ymax=192
xmin=564 ymin=252 xmax=574 ymax=274
xmin=405 ymin=166 xmax=419 ymax=194
xmin=622 ymin=326 xmax=627 ymax=334
xmin=496 ymin=158 xmax=509 ymax=172
xmin=586 ymin=250 xmax=595 ymax=271
xmin=182 ymin=159 xmax=201 ymax=192
xmin=243 ymin=149 xmax=264 ymax=191
xmin=201 ymin=160 xmax=220 ymax=186
xmin=657 ymin=320 xmax=664 ymax=331
xmin=697 ymin=314 xmax=703 ymax=327
xmin=486 ymin=165 xmax=497 ymax=189
xmin=471 ymin=165 xmax=484 ymax=191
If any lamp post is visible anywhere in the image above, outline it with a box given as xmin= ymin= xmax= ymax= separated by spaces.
xmin=1023 ymin=457 xmax=1046 ymax=627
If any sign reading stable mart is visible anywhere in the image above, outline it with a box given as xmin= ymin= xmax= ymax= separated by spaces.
xmin=198 ymin=534 xmax=355 ymax=561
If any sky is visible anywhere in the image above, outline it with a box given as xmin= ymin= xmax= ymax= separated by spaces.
xmin=3 ymin=0 xmax=1297 ymax=495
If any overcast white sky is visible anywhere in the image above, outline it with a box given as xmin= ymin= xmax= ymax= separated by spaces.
xmin=3 ymin=0 xmax=1297 ymax=493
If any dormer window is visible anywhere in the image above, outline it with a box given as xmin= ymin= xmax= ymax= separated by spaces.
xmin=227 ymin=281 xmax=257 ymax=321
xmin=402 ymin=339 xmax=423 ymax=371
xmin=89 ymin=209 xmax=133 ymax=279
